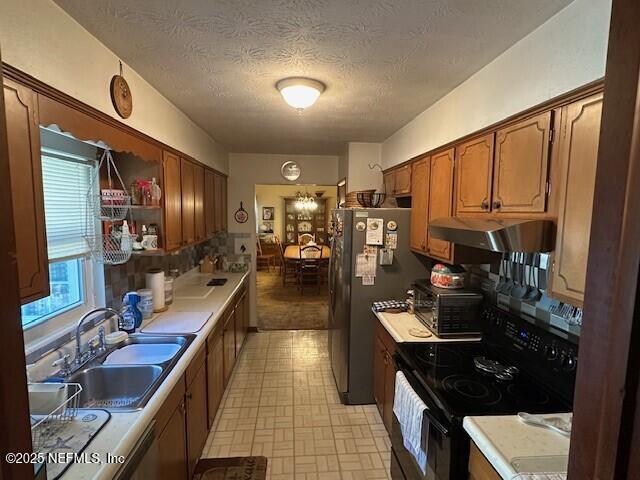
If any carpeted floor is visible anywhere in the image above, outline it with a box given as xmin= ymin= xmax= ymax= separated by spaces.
xmin=256 ymin=269 xmax=329 ymax=330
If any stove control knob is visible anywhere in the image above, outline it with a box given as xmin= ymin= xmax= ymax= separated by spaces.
xmin=545 ymin=345 xmax=558 ymax=361
xmin=562 ymin=353 xmax=577 ymax=372
xmin=490 ymin=312 xmax=501 ymax=328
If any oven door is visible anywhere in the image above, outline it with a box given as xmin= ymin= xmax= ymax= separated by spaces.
xmin=391 ymin=354 xmax=466 ymax=480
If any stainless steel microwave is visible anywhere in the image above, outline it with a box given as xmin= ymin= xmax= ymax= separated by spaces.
xmin=414 ymin=279 xmax=483 ymax=338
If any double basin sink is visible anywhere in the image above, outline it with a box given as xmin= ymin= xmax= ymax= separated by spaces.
xmin=64 ymin=334 xmax=195 ymax=412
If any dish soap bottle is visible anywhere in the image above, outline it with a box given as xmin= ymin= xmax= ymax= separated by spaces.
xmin=120 ymin=291 xmax=142 ymax=333
xmin=121 ymin=220 xmax=132 ymax=251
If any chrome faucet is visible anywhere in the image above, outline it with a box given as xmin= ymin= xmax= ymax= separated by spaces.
xmin=75 ymin=307 xmax=123 ymax=365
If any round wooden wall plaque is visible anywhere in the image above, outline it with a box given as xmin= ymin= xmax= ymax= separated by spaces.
xmin=110 ymin=75 xmax=133 ymax=119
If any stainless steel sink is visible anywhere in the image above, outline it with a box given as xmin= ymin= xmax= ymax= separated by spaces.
xmin=69 ymin=365 xmax=163 ymax=410
xmin=59 ymin=333 xmax=196 ymax=411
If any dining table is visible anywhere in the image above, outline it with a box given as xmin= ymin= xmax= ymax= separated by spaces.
xmin=283 ymin=244 xmax=331 ymax=259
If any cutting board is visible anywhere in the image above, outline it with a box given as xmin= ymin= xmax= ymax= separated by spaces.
xmin=103 ymin=344 xmax=181 ymax=365
xmin=141 ymin=311 xmax=213 ymax=334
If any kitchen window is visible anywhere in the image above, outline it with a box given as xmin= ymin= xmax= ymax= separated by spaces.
xmin=21 ymin=143 xmax=104 ymax=348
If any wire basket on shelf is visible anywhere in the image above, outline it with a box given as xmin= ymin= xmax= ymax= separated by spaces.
xmin=85 ymin=232 xmax=133 ymax=265
xmin=30 ymin=383 xmax=82 ymax=451
xmin=84 ymin=149 xmax=133 ymax=265
xmin=88 ymin=190 xmax=131 ymax=222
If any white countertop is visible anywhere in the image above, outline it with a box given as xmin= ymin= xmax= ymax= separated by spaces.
xmin=373 ymin=310 xmax=481 ymax=343
xmin=60 ymin=270 xmax=249 ymax=480
xmin=463 ymin=414 xmax=571 ymax=480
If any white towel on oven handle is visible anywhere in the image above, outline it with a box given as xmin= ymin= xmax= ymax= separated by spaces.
xmin=393 ymin=370 xmax=428 ymax=474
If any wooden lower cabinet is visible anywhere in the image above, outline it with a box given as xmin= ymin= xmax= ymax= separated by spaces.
xmin=186 ymin=359 xmax=208 ymax=478
xmin=373 ymin=319 xmax=397 ymax=433
xmin=223 ymin=309 xmax=236 ymax=386
xmin=156 ymin=379 xmax=188 ymax=480
xmin=207 ymin=330 xmax=225 ymax=428
xmin=373 ymin=335 xmax=386 ymax=417
xmin=468 ymin=442 xmax=501 ymax=480
xmin=157 ymin=403 xmax=188 ymax=480
xmin=152 ymin=282 xmax=249 ymax=479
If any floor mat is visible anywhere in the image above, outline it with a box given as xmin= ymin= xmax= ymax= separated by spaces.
xmin=194 ymin=456 xmax=267 ymax=480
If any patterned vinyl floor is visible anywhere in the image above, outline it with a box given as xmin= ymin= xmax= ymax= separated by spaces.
xmin=202 ymin=330 xmax=392 ymax=480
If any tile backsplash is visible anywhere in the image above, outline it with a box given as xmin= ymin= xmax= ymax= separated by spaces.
xmin=104 ymin=232 xmax=251 ymax=309
xmin=466 ymin=253 xmax=581 ymax=338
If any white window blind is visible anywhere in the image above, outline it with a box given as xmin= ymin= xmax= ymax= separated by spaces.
xmin=41 ymin=150 xmax=95 ymax=261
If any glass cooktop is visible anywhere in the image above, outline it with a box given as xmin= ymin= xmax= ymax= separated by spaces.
xmin=397 ymin=342 xmax=571 ymax=419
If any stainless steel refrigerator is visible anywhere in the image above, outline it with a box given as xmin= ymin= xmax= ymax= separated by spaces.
xmin=328 ymin=208 xmax=429 ymax=404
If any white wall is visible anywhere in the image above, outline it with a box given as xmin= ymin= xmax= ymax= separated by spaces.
xmin=346 ymin=142 xmax=383 ymax=193
xmin=228 ymin=153 xmax=339 ymax=326
xmin=0 ymin=0 xmax=228 ymax=173
xmin=381 ymin=0 xmax=612 ymax=167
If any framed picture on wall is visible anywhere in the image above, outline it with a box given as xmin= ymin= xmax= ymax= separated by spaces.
xmin=263 ymin=207 xmax=275 ymax=221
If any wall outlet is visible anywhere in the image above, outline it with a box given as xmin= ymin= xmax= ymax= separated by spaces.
xmin=235 ymin=238 xmax=248 ymax=255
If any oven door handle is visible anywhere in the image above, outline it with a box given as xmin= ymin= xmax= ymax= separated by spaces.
xmin=406 ymin=369 xmax=450 ymax=436
xmin=394 ymin=352 xmax=450 ymax=436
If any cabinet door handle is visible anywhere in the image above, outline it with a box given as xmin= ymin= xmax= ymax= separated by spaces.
xmin=186 ymin=393 xmax=193 ymax=400
xmin=492 ymin=200 xmax=502 ymax=210
xmin=481 ymin=200 xmax=489 ymax=210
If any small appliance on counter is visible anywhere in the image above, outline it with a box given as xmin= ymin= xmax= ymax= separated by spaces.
xmin=430 ymin=263 xmax=466 ymax=289
xmin=414 ymin=279 xmax=483 ymax=338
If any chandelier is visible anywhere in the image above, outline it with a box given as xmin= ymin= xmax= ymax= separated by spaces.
xmin=295 ymin=191 xmax=317 ymax=211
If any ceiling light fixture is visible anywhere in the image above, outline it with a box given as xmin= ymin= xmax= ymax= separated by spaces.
xmin=276 ymin=77 xmax=325 ymax=111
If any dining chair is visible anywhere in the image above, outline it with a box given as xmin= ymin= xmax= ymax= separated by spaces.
xmin=278 ymin=238 xmax=298 ymax=286
xmin=298 ymin=244 xmax=322 ymax=294
xmin=298 ymin=233 xmax=315 ymax=245
xmin=256 ymin=239 xmax=275 ymax=272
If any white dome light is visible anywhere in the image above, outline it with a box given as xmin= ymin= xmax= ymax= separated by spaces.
xmin=276 ymin=77 xmax=325 ymax=111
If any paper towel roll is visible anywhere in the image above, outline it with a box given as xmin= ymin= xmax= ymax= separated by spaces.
xmin=146 ymin=269 xmax=166 ymax=312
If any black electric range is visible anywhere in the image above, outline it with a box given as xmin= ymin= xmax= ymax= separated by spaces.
xmin=390 ymin=305 xmax=578 ymax=480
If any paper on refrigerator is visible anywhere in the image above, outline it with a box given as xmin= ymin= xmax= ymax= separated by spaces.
xmin=355 ymin=253 xmax=377 ymax=277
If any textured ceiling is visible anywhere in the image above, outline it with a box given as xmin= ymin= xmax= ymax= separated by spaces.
xmin=54 ymin=0 xmax=572 ymax=155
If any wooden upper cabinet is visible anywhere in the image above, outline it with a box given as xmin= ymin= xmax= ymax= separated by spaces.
xmin=383 ymin=166 xmax=411 ymax=197
xmin=549 ymin=94 xmax=603 ymax=307
xmin=193 ymin=164 xmax=205 ymax=242
xmin=181 ymin=158 xmax=196 ymax=245
xmin=394 ymin=165 xmax=412 ymax=196
xmin=214 ymin=173 xmax=227 ymax=232
xmin=493 ymin=111 xmax=553 ymax=214
xmin=410 ymin=157 xmax=429 ymax=252
xmin=427 ymin=148 xmax=455 ymax=263
xmin=204 ymin=169 xmax=216 ymax=238
xmin=383 ymin=170 xmax=395 ymax=196
xmin=163 ymin=151 xmax=182 ymax=251
xmin=4 ymin=80 xmax=49 ymax=303
xmin=455 ymin=133 xmax=495 ymax=215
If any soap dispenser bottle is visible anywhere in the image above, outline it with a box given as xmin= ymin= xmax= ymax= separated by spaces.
xmin=120 ymin=291 xmax=142 ymax=333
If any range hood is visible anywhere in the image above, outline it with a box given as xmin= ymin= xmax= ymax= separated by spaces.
xmin=428 ymin=217 xmax=555 ymax=253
